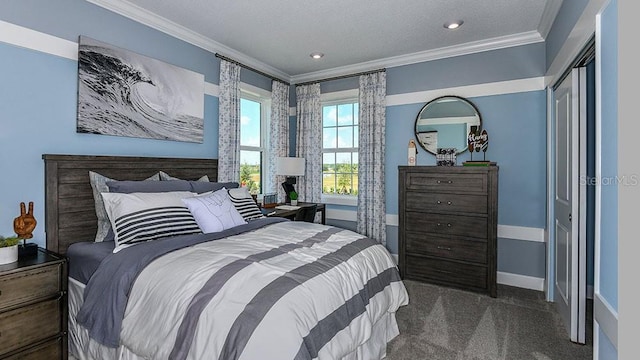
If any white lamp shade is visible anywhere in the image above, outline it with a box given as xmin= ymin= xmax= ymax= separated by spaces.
xmin=276 ymin=157 xmax=305 ymax=176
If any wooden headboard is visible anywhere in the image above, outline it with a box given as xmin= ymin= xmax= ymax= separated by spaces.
xmin=43 ymin=154 xmax=218 ymax=255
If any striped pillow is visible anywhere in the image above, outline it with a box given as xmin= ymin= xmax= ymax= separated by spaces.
xmin=101 ymin=191 xmax=201 ymax=252
xmin=228 ymin=187 xmax=265 ymax=221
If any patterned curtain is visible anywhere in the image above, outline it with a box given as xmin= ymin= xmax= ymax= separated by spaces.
xmin=357 ymin=71 xmax=387 ymax=245
xmin=295 ymin=83 xmax=322 ymax=203
xmin=268 ymin=80 xmax=290 ymax=201
xmin=217 ymin=60 xmax=241 ymax=182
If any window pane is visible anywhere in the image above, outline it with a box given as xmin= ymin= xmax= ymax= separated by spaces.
xmin=354 ymin=125 xmax=359 ymax=148
xmin=336 ymin=172 xmax=352 ymax=194
xmin=323 ymin=127 xmax=337 ymax=149
xmin=352 ymin=152 xmax=359 ymax=196
xmin=323 ymin=173 xmax=336 ymax=194
xmin=323 ymin=105 xmax=336 ymax=127
xmin=336 ymin=152 xmax=351 ymax=168
xmin=337 ymin=127 xmax=353 ymax=148
xmin=353 ymin=103 xmax=359 ymax=124
xmin=240 ymin=98 xmax=261 ymax=147
xmin=240 ymin=150 xmax=261 ymax=194
xmin=337 ymin=104 xmax=353 ymax=126
xmin=323 ymin=152 xmax=335 ymax=172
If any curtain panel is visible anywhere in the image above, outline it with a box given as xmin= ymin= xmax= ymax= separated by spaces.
xmin=268 ymin=80 xmax=290 ymax=201
xmin=217 ymin=60 xmax=242 ymax=182
xmin=357 ymin=71 xmax=387 ymax=245
xmin=295 ymin=83 xmax=322 ymax=203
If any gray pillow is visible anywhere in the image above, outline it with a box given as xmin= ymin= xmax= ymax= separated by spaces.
xmin=107 ymin=180 xmax=191 ymax=193
xmin=89 ymin=171 xmax=160 ymax=242
xmin=190 ymin=181 xmax=239 ymax=194
xmin=159 ymin=171 xmax=209 ymax=182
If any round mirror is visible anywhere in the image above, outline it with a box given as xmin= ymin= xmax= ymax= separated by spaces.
xmin=414 ymin=95 xmax=482 ymax=155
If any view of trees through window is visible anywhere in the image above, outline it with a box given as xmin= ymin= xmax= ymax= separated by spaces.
xmin=322 ymin=101 xmax=359 ymax=196
xmin=239 ymin=97 xmax=263 ymax=194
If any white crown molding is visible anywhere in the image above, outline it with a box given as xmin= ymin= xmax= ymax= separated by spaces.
xmin=538 ymin=0 xmax=564 ymax=39
xmin=85 ymin=0 xmax=291 ymax=82
xmin=290 ymin=31 xmax=544 ymax=84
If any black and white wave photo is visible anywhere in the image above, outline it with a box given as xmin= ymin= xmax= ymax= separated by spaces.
xmin=77 ymin=36 xmax=204 ymax=143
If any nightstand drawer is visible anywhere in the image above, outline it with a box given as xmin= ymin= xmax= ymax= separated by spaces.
xmin=0 ymin=264 xmax=61 ymax=310
xmin=3 ymin=337 xmax=62 ymax=360
xmin=0 ymin=298 xmax=61 ymax=356
xmin=405 ymin=232 xmax=487 ymax=264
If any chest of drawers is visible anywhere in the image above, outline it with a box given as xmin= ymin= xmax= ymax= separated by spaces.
xmin=0 ymin=248 xmax=67 ymax=359
xmin=398 ymin=166 xmax=498 ymax=297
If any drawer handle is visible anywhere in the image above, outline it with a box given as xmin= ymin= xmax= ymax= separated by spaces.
xmin=447 ymin=223 xmax=452 ymax=227
xmin=447 ymin=201 xmax=452 ymax=205
xmin=436 ymin=180 xmax=453 ymax=184
xmin=448 ymin=180 xmax=453 ymax=184
xmin=437 ymin=246 xmax=452 ymax=251
xmin=437 ymin=200 xmax=441 ymax=204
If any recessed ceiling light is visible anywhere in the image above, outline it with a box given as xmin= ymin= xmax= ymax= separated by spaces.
xmin=310 ymin=52 xmax=324 ymax=59
xmin=444 ymin=20 xmax=463 ymax=30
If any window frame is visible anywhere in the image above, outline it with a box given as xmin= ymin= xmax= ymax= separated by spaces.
xmin=320 ymin=89 xmax=359 ymax=207
xmin=239 ymin=84 xmax=271 ymax=195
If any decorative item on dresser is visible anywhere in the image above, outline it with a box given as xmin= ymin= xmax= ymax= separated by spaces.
xmin=398 ymin=165 xmax=498 ymax=297
xmin=0 ymin=248 xmax=68 ymax=359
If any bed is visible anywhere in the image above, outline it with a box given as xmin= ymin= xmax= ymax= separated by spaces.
xmin=43 ymin=154 xmax=408 ymax=360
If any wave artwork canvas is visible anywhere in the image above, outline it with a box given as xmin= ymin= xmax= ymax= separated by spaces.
xmin=77 ymin=36 xmax=204 ymax=143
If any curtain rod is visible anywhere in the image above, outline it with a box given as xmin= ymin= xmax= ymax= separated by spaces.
xmin=215 ymin=53 xmax=290 ymax=85
xmin=295 ymin=68 xmax=386 ymax=87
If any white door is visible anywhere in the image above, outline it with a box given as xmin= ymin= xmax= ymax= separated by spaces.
xmin=553 ymin=68 xmax=587 ymax=344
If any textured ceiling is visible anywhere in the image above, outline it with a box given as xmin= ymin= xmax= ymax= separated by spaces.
xmin=100 ymin=0 xmax=561 ymax=82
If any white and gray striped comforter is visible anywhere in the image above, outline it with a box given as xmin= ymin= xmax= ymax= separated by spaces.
xmin=104 ymin=221 xmax=408 ymax=359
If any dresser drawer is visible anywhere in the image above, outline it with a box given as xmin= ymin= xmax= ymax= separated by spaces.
xmin=405 ymin=212 xmax=487 ymax=239
xmin=405 ymin=232 xmax=487 ymax=264
xmin=0 ymin=264 xmax=61 ymax=310
xmin=3 ymin=337 xmax=62 ymax=360
xmin=0 ymin=298 xmax=61 ymax=356
xmin=405 ymin=172 xmax=488 ymax=193
xmin=405 ymin=255 xmax=487 ymax=290
xmin=406 ymin=192 xmax=487 ymax=214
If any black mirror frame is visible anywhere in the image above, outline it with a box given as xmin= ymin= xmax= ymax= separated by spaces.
xmin=414 ymin=95 xmax=482 ymax=155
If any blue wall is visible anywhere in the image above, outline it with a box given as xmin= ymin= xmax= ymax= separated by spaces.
xmin=545 ymin=0 xmax=590 ymax=69
xmin=0 ymin=0 xmax=275 ymax=245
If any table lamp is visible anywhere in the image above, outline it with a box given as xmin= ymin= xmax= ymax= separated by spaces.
xmin=276 ymin=157 xmax=305 ymax=203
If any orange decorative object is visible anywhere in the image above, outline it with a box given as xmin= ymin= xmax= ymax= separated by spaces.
xmin=13 ymin=201 xmax=37 ymax=240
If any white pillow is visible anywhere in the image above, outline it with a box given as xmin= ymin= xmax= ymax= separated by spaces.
xmin=159 ymin=171 xmax=209 ymax=182
xmin=89 ymin=171 xmax=160 ymax=242
xmin=182 ymin=188 xmax=247 ymax=233
xmin=101 ymin=191 xmax=201 ymax=253
xmin=228 ymin=187 xmax=265 ymax=221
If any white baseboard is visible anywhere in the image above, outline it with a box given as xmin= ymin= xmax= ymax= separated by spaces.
xmin=594 ymin=292 xmax=618 ymax=349
xmin=497 ymin=271 xmax=545 ymax=291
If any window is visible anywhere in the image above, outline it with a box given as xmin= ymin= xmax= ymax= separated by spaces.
xmin=239 ymin=91 xmax=269 ymax=195
xmin=322 ymin=100 xmax=359 ymax=197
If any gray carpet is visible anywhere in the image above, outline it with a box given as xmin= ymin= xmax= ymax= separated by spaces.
xmin=385 ymin=280 xmax=592 ymax=360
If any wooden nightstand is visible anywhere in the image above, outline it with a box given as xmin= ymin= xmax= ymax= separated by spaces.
xmin=0 ymin=248 xmax=67 ymax=359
